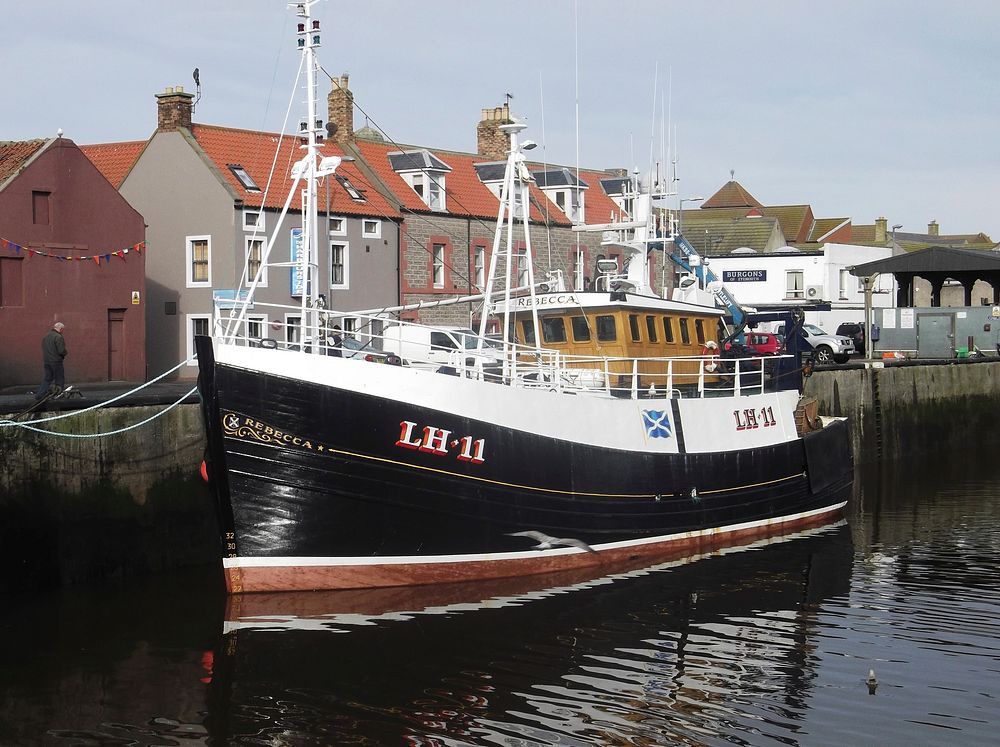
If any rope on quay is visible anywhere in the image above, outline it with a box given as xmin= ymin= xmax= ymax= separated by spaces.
xmin=0 ymin=357 xmax=197 ymax=438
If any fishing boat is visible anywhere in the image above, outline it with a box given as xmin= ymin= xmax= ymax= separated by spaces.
xmin=195 ymin=1 xmax=853 ymax=594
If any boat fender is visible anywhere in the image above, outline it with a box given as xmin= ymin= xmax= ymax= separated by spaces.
xmin=702 ymin=341 xmax=719 ymax=373
xmin=200 ymin=460 xmax=209 ymax=483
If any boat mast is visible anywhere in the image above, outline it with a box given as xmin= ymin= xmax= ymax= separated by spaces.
xmin=294 ymin=1 xmax=323 ymax=349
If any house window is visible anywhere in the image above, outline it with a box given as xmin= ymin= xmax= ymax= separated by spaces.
xmin=516 ymin=247 xmax=529 ymax=288
xmin=187 ymin=235 xmax=211 ymax=287
xmin=342 ymin=317 xmax=357 ymax=338
xmin=330 ymin=241 xmax=349 ymax=288
xmin=186 ymin=315 xmax=211 ymax=366
xmin=362 ymin=219 xmax=380 ymax=238
xmin=285 ymin=315 xmax=302 ymax=346
xmin=541 ymin=317 xmax=567 ymax=344
xmin=839 ymin=269 xmax=849 ymax=299
xmin=228 ymin=164 xmax=260 ymax=192
xmin=432 ymin=243 xmax=445 ymax=288
xmin=32 ymin=191 xmax=51 ymax=225
xmin=695 ymin=319 xmax=706 ymax=344
xmin=645 ymin=315 xmax=658 ymax=343
xmin=473 ymin=245 xmax=486 ymax=290
xmin=679 ymin=318 xmax=691 ymax=345
xmin=427 ymin=174 xmax=445 ymax=210
xmin=571 ymin=316 xmax=591 ymax=342
xmin=628 ymin=314 xmax=641 ymax=342
xmin=328 ymin=216 xmax=347 ymax=236
xmin=246 ymin=238 xmax=266 ymax=286
xmin=662 ymin=317 xmax=675 ymax=343
xmin=243 ymin=209 xmax=264 ymax=232
xmin=786 ymin=270 xmax=804 ymax=299
xmin=573 ymin=247 xmax=586 ymax=291
xmin=596 ymin=315 xmax=616 ymax=341
xmin=247 ymin=315 xmax=266 ymax=340
xmin=555 ymin=191 xmax=566 ymax=211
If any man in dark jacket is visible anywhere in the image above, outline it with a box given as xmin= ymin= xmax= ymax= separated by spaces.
xmin=35 ymin=322 xmax=67 ymax=400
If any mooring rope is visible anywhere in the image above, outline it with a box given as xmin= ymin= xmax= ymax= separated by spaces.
xmin=0 ymin=357 xmax=197 ymax=437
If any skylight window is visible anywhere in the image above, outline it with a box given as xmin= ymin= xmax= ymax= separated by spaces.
xmin=228 ymin=164 xmax=260 ymax=192
xmin=336 ymin=175 xmax=366 ymax=202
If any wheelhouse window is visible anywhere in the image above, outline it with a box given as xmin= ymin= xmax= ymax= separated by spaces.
xmin=571 ymin=316 xmax=591 ymax=342
xmin=662 ymin=316 xmax=675 ymax=343
xmin=520 ymin=319 xmax=536 ymax=345
xmin=786 ymin=270 xmax=804 ymax=299
xmin=186 ymin=235 xmax=211 ymax=287
xmin=628 ymin=314 xmax=641 ymax=342
xmin=330 ymin=241 xmax=348 ymax=288
xmin=541 ymin=317 xmax=567 ymax=344
xmin=645 ymin=315 xmax=658 ymax=343
xmin=695 ymin=319 xmax=706 ymax=344
xmin=679 ymin=318 xmax=691 ymax=345
xmin=596 ymin=315 xmax=616 ymax=341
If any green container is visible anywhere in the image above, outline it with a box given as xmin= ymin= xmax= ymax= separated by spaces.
xmin=955 ymin=346 xmax=969 ymax=359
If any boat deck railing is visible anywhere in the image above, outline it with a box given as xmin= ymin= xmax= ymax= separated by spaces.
xmin=213 ymin=303 xmax=796 ymax=399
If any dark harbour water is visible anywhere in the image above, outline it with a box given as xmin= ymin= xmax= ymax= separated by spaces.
xmin=3 ymin=454 xmax=1000 ymax=746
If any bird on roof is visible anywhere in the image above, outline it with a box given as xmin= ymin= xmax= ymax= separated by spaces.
xmin=507 ymin=530 xmax=597 ymax=554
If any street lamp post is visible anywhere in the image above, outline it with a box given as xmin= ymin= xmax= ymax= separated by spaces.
xmin=678 ymin=196 xmax=704 ymax=237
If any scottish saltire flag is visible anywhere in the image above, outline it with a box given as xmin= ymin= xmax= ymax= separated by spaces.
xmin=642 ymin=410 xmax=672 ymax=439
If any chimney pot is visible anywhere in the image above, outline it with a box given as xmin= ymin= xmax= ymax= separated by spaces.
xmin=156 ymin=86 xmax=195 ymax=131
xmin=928 ymin=220 xmax=939 ymax=236
xmin=874 ymin=216 xmax=888 ymax=244
xmin=326 ymin=75 xmax=354 ymax=143
xmin=477 ymin=103 xmax=512 ymax=159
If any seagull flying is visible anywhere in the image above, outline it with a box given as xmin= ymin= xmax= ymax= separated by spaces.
xmin=507 ymin=530 xmax=597 ymax=554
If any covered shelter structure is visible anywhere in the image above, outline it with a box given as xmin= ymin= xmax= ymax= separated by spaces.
xmin=850 ymin=246 xmax=1000 ymax=307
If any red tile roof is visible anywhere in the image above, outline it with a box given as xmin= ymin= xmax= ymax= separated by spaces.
xmin=0 ymin=139 xmax=48 ymax=187
xmin=79 ymin=140 xmax=145 ymax=187
xmin=190 ymin=125 xmax=399 ymax=218
xmin=702 ymin=180 xmax=764 ymax=209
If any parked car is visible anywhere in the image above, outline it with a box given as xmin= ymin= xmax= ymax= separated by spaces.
xmin=835 ymin=322 xmax=865 ymax=356
xmin=340 ymin=336 xmax=402 ymax=365
xmin=381 ymin=325 xmax=502 ymax=370
xmin=744 ymin=331 xmax=784 ymax=355
xmin=801 ymin=324 xmax=854 ymax=364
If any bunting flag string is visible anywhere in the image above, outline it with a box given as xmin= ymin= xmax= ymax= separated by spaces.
xmin=0 ymin=236 xmax=146 ymax=264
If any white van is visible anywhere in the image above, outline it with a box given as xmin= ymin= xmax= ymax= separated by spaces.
xmin=381 ymin=325 xmax=501 ymax=371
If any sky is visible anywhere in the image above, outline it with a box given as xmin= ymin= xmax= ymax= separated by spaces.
xmin=5 ymin=0 xmax=1000 ymax=241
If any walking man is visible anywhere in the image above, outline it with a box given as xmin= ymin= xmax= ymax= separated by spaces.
xmin=35 ymin=321 xmax=67 ymax=401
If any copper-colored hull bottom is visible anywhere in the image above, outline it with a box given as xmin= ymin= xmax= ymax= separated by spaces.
xmin=224 ymin=503 xmax=844 ymax=594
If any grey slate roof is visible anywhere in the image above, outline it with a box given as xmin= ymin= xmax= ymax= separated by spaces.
xmin=388 ymin=149 xmax=451 ymax=172
xmin=531 ymin=167 xmax=588 ymax=189
xmin=473 ymin=162 xmax=507 ymax=182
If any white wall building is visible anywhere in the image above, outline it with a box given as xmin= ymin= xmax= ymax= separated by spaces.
xmin=703 ymin=243 xmax=895 ymax=333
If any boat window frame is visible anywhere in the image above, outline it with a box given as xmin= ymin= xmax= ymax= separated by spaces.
xmin=628 ymin=314 xmax=641 ymax=342
xmin=571 ymin=315 xmax=591 ymax=342
xmin=541 ymin=316 xmax=568 ymax=344
xmin=596 ymin=314 xmax=617 ymax=342
xmin=645 ymin=315 xmax=658 ymax=343
xmin=679 ymin=317 xmax=691 ymax=345
xmin=695 ymin=318 xmax=707 ymax=345
xmin=662 ymin=316 xmax=675 ymax=343
xmin=520 ymin=319 xmax=536 ymax=345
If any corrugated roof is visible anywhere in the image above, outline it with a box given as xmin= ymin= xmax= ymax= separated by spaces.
xmin=79 ymin=140 xmax=146 ymax=188
xmin=851 ymin=245 xmax=1000 ymax=276
xmin=0 ymin=139 xmax=48 ymax=188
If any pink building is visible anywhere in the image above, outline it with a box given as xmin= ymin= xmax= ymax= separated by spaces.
xmin=0 ymin=137 xmax=146 ymax=387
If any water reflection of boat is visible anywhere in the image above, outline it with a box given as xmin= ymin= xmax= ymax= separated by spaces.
xmin=207 ymin=522 xmax=853 ymax=744
xmin=195 ymin=0 xmax=853 ymax=594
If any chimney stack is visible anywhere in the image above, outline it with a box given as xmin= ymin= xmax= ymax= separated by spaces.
xmin=928 ymin=220 xmax=939 ymax=237
xmin=155 ymin=86 xmax=194 ymax=131
xmin=326 ymin=74 xmax=354 ymax=144
xmin=477 ymin=103 xmax=512 ymax=160
xmin=875 ymin=216 xmax=887 ymax=244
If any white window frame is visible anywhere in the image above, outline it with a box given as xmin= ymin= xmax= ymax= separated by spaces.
xmin=186 ymin=235 xmax=211 ymax=288
xmin=246 ymin=314 xmax=268 ymax=341
xmin=186 ymin=314 xmax=211 ymax=367
xmin=573 ymin=247 xmax=585 ymax=291
xmin=245 ymin=237 xmax=267 ymax=287
xmin=342 ymin=316 xmax=358 ymax=339
xmin=330 ymin=241 xmax=349 ymax=289
xmin=474 ymin=245 xmax=485 ymax=290
xmin=839 ymin=269 xmax=849 ymax=300
xmin=516 ymin=247 xmax=529 ymax=288
xmin=328 ymin=215 xmax=347 ymax=236
xmin=243 ymin=208 xmax=264 ymax=232
xmin=284 ymin=314 xmax=302 ymax=347
xmin=427 ymin=173 xmax=446 ymax=210
xmin=362 ymin=219 xmax=381 ymax=239
xmin=432 ymin=244 xmax=445 ymax=288
xmin=786 ymin=270 xmax=804 ymax=299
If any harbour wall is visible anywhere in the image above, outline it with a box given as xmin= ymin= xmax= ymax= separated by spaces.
xmin=1 ymin=358 xmax=996 ymax=590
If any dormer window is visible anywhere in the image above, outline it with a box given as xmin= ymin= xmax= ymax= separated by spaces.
xmin=474 ymin=162 xmax=524 ymax=216
xmin=228 ymin=164 xmax=260 ymax=192
xmin=533 ymin=168 xmax=587 ymax=224
xmin=389 ymin=150 xmax=451 ymax=211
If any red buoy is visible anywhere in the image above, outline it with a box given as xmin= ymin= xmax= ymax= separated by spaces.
xmin=200 ymin=460 xmax=209 ymax=483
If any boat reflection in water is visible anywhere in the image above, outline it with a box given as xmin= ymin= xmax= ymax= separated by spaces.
xmin=207 ymin=519 xmax=852 ymax=745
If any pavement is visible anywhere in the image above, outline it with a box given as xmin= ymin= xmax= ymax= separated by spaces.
xmin=0 ymin=380 xmax=201 ymax=417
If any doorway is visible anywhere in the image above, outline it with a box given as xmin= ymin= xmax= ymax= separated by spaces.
xmin=108 ymin=309 xmax=126 ymax=380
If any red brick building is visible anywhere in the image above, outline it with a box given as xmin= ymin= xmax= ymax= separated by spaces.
xmin=0 ymin=137 xmax=146 ymax=387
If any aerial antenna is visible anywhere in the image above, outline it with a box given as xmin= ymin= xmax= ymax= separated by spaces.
xmin=192 ymin=67 xmax=202 ymax=112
